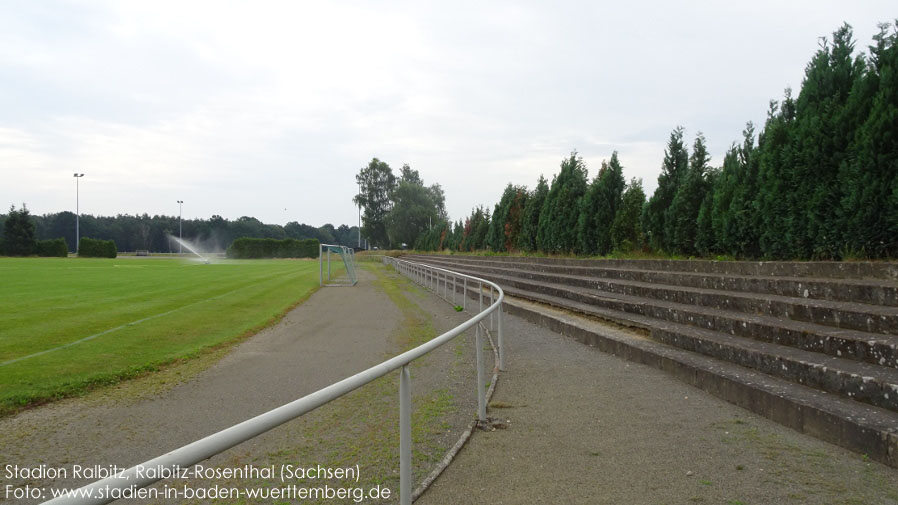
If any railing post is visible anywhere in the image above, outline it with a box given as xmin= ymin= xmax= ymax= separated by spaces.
xmin=463 ymin=278 xmax=467 ymax=311
xmin=490 ymin=286 xmax=494 ymax=331
xmin=452 ymin=275 xmax=456 ymax=305
xmin=399 ymin=365 xmax=412 ymax=505
xmin=475 ymin=324 xmax=486 ymax=421
xmin=479 ymin=281 xmax=483 ymax=314
xmin=318 ymin=244 xmax=323 ymax=286
xmin=498 ymin=302 xmax=505 ymax=371
xmin=327 ymin=248 xmax=331 ymax=281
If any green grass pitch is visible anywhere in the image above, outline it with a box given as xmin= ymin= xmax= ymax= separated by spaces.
xmin=0 ymin=257 xmax=324 ymax=415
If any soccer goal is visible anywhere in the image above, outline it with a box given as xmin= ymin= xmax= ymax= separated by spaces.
xmin=319 ymin=243 xmax=358 ymax=286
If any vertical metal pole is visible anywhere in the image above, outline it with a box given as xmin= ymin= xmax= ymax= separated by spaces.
xmin=452 ymin=275 xmax=456 ymax=305
xmin=178 ymin=201 xmax=183 ymax=254
xmin=476 ymin=325 xmax=486 ymax=421
xmin=498 ymin=302 xmax=505 ymax=371
xmin=479 ymin=282 xmax=483 ymax=314
xmin=490 ymin=287 xmax=494 ymax=331
xmin=327 ymin=249 xmax=331 ymax=281
xmin=463 ymin=278 xmax=467 ymax=311
xmin=399 ymin=365 xmax=412 ymax=505
xmin=318 ymin=245 xmax=323 ymax=286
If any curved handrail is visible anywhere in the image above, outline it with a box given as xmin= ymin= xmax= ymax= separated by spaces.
xmin=43 ymin=257 xmax=504 ymax=505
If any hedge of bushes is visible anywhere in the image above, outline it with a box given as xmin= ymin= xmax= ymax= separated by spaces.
xmin=36 ymin=238 xmax=69 ymax=257
xmin=78 ymin=237 xmax=117 ymax=258
xmin=226 ymin=237 xmax=319 ymax=259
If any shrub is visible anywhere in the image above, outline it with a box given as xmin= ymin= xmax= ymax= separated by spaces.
xmin=36 ymin=238 xmax=69 ymax=257
xmin=226 ymin=238 xmax=320 ymax=259
xmin=78 ymin=237 xmax=117 ymax=258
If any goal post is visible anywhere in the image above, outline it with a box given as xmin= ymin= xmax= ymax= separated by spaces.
xmin=319 ymin=243 xmax=358 ymax=286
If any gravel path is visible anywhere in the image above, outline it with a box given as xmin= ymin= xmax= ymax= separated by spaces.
xmin=0 ymin=266 xmax=478 ymax=504
xmin=417 ymin=306 xmax=898 ymax=505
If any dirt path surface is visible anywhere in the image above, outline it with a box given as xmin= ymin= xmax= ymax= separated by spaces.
xmin=418 ymin=306 xmax=898 ymax=505
xmin=1 ymin=265 xmax=479 ymax=504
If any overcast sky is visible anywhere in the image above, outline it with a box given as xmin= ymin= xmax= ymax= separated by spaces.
xmin=0 ymin=1 xmax=894 ymax=227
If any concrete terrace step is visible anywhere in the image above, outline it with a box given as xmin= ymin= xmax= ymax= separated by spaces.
xmin=488 ymin=282 xmax=898 ymax=414
xmin=411 ymin=256 xmax=898 ymax=336
xmin=415 ymin=258 xmax=898 ymax=408
xmin=498 ymin=295 xmax=898 ymax=468
xmin=409 ymin=255 xmax=898 ymax=307
xmin=488 ymin=270 xmax=898 ymax=370
xmin=407 ymin=254 xmax=898 ymax=465
xmin=409 ymin=254 xmax=898 ymax=281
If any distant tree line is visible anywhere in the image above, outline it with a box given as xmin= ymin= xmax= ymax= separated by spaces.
xmin=0 ymin=207 xmax=360 ymax=254
xmin=226 ymin=238 xmax=319 ymax=259
xmin=415 ymin=22 xmax=898 ymax=260
xmin=354 ymin=159 xmax=447 ymax=249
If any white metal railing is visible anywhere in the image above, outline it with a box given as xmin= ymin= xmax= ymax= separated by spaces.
xmin=43 ymin=257 xmax=504 ymax=505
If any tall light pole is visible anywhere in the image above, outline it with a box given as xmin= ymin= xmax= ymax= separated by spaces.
xmin=357 ymin=180 xmax=361 ymax=248
xmin=177 ymin=200 xmax=184 ymax=254
xmin=73 ymin=173 xmax=84 ymax=254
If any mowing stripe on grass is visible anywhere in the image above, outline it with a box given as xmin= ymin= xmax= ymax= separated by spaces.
xmin=1 ymin=283 xmax=255 ymax=367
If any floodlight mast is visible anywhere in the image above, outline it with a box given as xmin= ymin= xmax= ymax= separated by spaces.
xmin=73 ymin=173 xmax=84 ymax=254
xmin=177 ymin=200 xmax=184 ymax=254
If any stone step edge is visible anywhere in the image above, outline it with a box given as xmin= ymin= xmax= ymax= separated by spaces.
xmin=428 ymin=260 xmax=898 ymax=350
xmin=409 ymin=255 xmax=898 ymax=307
xmin=413 ymin=256 xmax=898 ymax=321
xmin=411 ymin=255 xmax=898 ymax=290
xmin=406 ymin=254 xmax=898 ymax=281
xmin=499 ymin=282 xmax=898 ymax=411
xmin=500 ymin=295 xmax=898 ymax=468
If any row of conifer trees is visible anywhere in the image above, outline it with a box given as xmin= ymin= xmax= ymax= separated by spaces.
xmin=415 ymin=22 xmax=897 ymax=260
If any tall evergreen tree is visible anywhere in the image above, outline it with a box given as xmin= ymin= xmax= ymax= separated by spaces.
xmin=755 ymin=98 xmax=796 ymax=258
xmin=791 ymin=25 xmax=862 ymax=258
xmin=576 ymin=161 xmax=606 ymax=255
xmin=519 ymin=175 xmax=548 ymax=252
xmin=487 ymin=184 xmax=521 ymax=252
xmin=610 ymin=178 xmax=646 ymax=252
xmin=667 ymin=133 xmax=712 ymax=255
xmin=643 ymin=127 xmax=689 ymax=251
xmin=3 ymin=204 xmax=37 ymax=256
xmin=695 ymin=167 xmax=719 ymax=256
xmin=837 ymin=22 xmax=898 ymax=257
xmin=537 ymin=152 xmax=589 ymax=253
xmin=592 ymin=152 xmax=626 ymax=255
